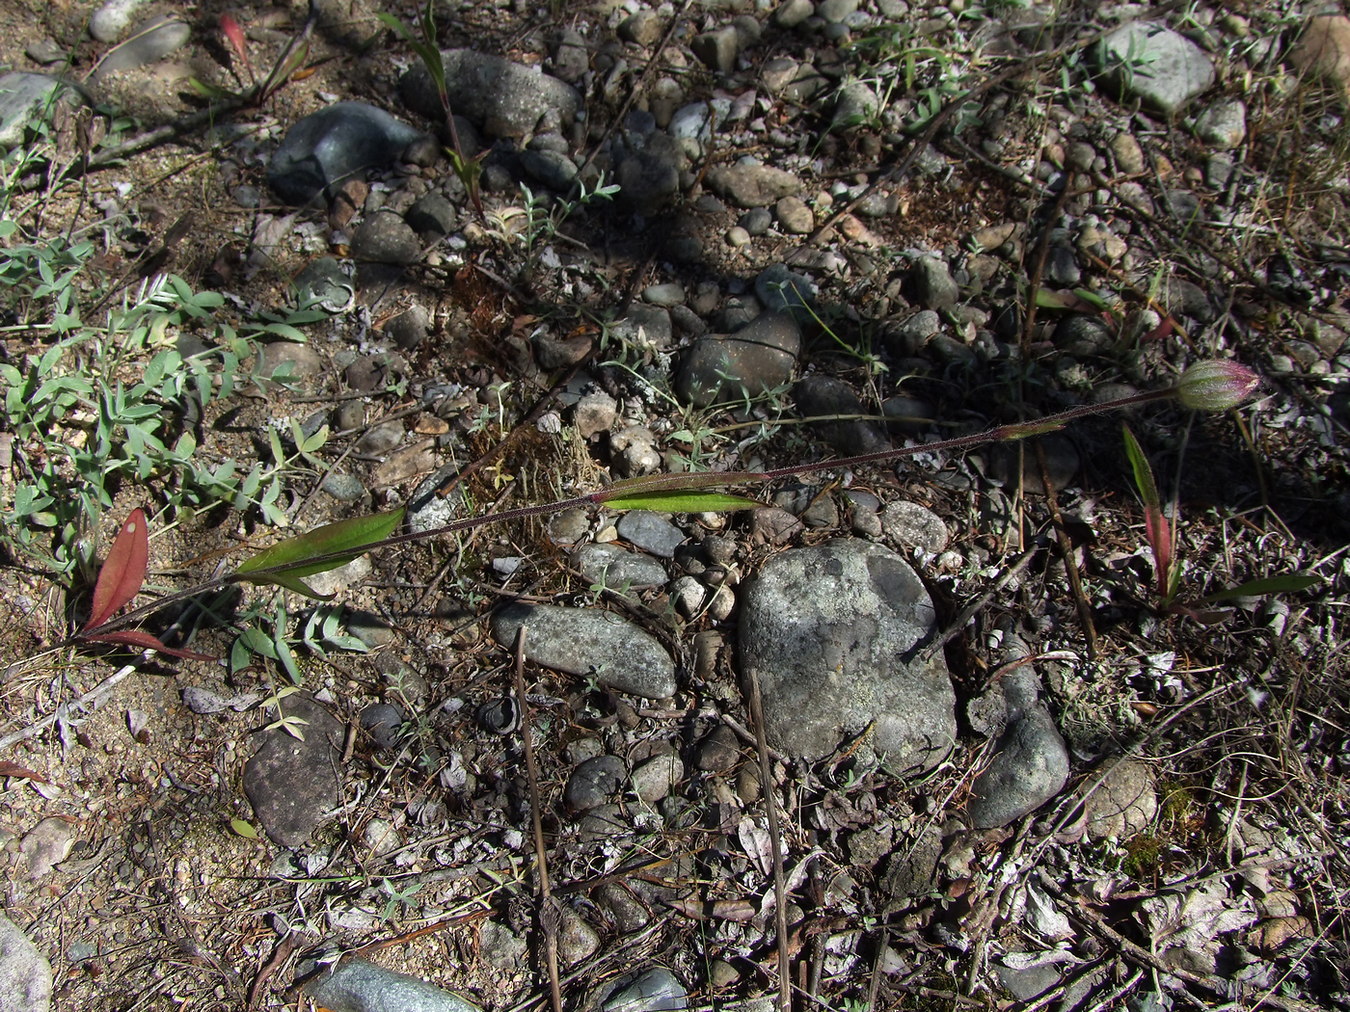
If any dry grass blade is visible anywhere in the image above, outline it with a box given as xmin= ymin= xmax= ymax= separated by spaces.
xmin=513 ymin=628 xmax=563 ymax=1012
xmin=744 ymin=666 xmax=791 ymax=1012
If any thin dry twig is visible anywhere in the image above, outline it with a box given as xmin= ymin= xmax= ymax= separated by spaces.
xmin=514 ymin=628 xmax=563 ymax=1012
xmin=744 ymin=666 xmax=791 ymax=1012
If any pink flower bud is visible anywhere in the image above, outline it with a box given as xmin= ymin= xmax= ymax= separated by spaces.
xmin=1175 ymin=361 xmax=1260 ymax=412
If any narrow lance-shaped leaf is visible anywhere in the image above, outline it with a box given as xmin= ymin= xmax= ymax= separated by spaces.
xmin=82 ymin=629 xmax=215 ymax=662
xmin=1122 ymin=425 xmax=1172 ymax=599
xmin=84 ymin=508 xmax=149 ymax=632
xmin=1202 ymin=574 xmax=1323 ymax=603
xmin=602 ymin=490 xmax=764 ymax=513
xmin=233 ymin=508 xmax=405 ymax=598
xmin=220 ymin=13 xmax=253 ymax=80
xmin=589 ymin=471 xmax=765 ymax=513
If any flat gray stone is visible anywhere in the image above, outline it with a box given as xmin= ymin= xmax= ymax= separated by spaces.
xmin=400 ymin=49 xmax=580 ymax=139
xmin=1097 ymin=22 xmax=1215 ymax=117
xmin=706 ymin=162 xmax=802 ymax=207
xmin=616 ymin=511 xmax=686 ymax=558
xmin=601 ymin=968 xmax=688 ymax=1012
xmin=0 ymin=913 xmax=52 ymax=1012
xmin=576 ymin=543 xmax=668 ymax=589
xmin=738 ymin=540 xmax=956 ymax=774
xmin=303 ymin=957 xmax=481 ymax=1012
xmin=87 ymin=16 xmax=190 ymax=85
xmin=268 ymin=102 xmax=426 ymax=206
xmin=675 ymin=310 xmax=801 ymax=408
xmin=1083 ymin=757 xmax=1158 ymax=841
xmin=18 ymin=818 xmax=75 ymax=880
xmin=243 ymin=694 xmax=345 ymax=847
xmin=492 ymin=603 xmax=677 ymax=698
xmin=0 ymin=73 xmax=85 ymax=150
xmin=90 ymin=0 xmax=152 ymax=42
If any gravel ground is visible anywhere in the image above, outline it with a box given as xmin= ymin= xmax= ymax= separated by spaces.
xmin=1 ymin=1 xmax=1349 ymax=1010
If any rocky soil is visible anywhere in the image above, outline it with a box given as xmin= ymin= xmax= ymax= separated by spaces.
xmin=1 ymin=0 xmax=1349 ymax=1010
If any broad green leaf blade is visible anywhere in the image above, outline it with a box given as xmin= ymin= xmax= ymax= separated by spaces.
xmin=230 ymin=818 xmax=258 ymax=839
xmin=603 ymin=490 xmax=763 ymax=512
xmin=1202 ymin=575 xmax=1322 ymax=603
xmin=84 ymin=508 xmax=149 ymax=632
xmin=234 ymin=508 xmax=404 ymax=586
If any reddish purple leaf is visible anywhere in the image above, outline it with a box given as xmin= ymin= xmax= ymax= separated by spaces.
xmin=82 ymin=629 xmax=215 ymax=663
xmin=220 ymin=13 xmax=253 ymax=77
xmin=1144 ymin=507 xmax=1172 ymax=599
xmin=83 ymin=508 xmax=149 ymax=632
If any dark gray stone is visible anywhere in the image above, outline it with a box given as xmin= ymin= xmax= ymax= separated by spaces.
xmin=832 ymin=79 xmax=879 ymax=130
xmin=692 ymin=27 xmax=741 ymax=74
xmin=550 ymin=28 xmax=589 ymax=83
xmin=520 ymin=148 xmax=578 ymax=191
xmin=1097 ymin=22 xmax=1215 ymax=117
xmin=492 ymin=604 xmax=677 ymax=698
xmin=615 ymin=134 xmax=685 ymax=216
xmin=0 ymin=913 xmax=52 ymax=1012
xmin=741 ymin=207 xmax=773 ymax=236
xmin=794 ymin=375 xmax=890 ymax=455
xmin=359 ymin=703 xmax=405 ymax=750
xmin=268 ymin=102 xmax=427 ymax=206
xmin=243 ymin=694 xmax=345 ymax=847
xmin=675 ymin=310 xmax=801 ymax=407
xmin=1054 ymin=314 xmax=1114 ymax=357
xmin=576 ymin=543 xmax=668 ymax=589
xmin=968 ymin=659 xmax=1069 ymax=829
xmin=738 ymin=540 xmax=956 ymax=773
xmin=565 ymin=755 xmax=627 ymax=813
xmin=706 ymin=162 xmax=802 ymax=207
xmin=911 ymin=256 xmax=959 ymax=311
xmin=400 ymin=49 xmax=580 ymax=139
xmin=294 ymin=256 xmax=354 ymax=312
xmin=352 ymin=210 xmax=422 ymax=265
xmin=387 ymin=304 xmax=431 ymax=351
xmin=616 ymin=511 xmax=686 ymax=558
xmin=405 ymin=193 xmax=458 ymax=239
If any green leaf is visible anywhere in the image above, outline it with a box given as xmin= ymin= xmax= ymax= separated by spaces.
xmin=233 ymin=508 xmax=405 ymax=594
xmin=1202 ymin=575 xmax=1322 ymax=602
xmin=601 ymin=490 xmax=763 ymax=512
xmin=1121 ymin=425 xmax=1161 ymax=512
xmin=229 ymin=818 xmax=258 ymax=839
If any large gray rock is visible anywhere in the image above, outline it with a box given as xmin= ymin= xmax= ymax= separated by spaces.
xmin=738 ymin=540 xmax=957 ymax=774
xmin=400 ymin=49 xmax=580 ymax=138
xmin=1097 ymin=22 xmax=1215 ymax=117
xmin=675 ymin=310 xmax=801 ymax=408
xmin=0 ymin=912 xmax=52 ymax=1012
xmin=492 ymin=603 xmax=677 ymax=698
xmin=268 ymin=102 xmax=427 ymax=205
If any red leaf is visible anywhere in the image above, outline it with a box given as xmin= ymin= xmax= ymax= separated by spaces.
xmin=1144 ymin=507 xmax=1172 ymax=598
xmin=83 ymin=508 xmax=149 ymax=632
xmin=220 ymin=13 xmax=253 ymax=76
xmin=82 ymin=630 xmax=216 ymax=663
xmin=0 ymin=761 xmax=52 ymax=785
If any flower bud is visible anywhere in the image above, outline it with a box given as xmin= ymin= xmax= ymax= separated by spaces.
xmin=1175 ymin=361 xmax=1260 ymax=412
